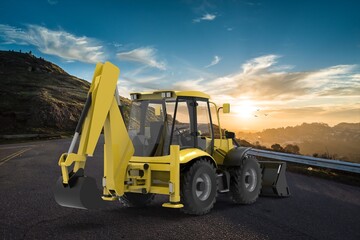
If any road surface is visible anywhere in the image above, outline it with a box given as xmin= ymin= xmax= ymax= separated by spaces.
xmin=0 ymin=138 xmax=359 ymax=240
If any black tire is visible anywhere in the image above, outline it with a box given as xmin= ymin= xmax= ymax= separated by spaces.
xmin=119 ymin=193 xmax=155 ymax=207
xmin=181 ymin=159 xmax=217 ymax=215
xmin=229 ymin=156 xmax=262 ymax=204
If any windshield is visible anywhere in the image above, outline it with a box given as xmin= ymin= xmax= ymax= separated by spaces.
xmin=127 ymin=98 xmax=213 ymax=156
xmin=128 ymin=100 xmax=169 ymax=156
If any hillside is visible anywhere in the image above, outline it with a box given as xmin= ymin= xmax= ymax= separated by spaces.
xmin=0 ymin=50 xmax=130 ymax=136
xmin=237 ymin=122 xmax=360 ymax=163
xmin=0 ymin=50 xmax=90 ymax=135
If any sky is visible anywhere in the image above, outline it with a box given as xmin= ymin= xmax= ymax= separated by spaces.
xmin=0 ymin=0 xmax=359 ymax=131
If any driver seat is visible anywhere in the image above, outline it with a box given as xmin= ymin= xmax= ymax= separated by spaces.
xmin=146 ymin=121 xmax=165 ymax=156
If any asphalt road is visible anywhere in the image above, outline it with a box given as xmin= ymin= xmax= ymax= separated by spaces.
xmin=0 ymin=138 xmax=359 ymax=240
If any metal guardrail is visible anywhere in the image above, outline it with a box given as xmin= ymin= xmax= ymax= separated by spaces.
xmin=247 ymin=148 xmax=360 ymax=174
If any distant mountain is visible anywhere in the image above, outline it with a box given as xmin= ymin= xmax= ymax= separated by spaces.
xmin=0 ymin=50 xmax=130 ymax=135
xmin=237 ymin=122 xmax=360 ymax=163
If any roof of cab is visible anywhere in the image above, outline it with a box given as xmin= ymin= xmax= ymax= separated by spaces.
xmin=129 ymin=90 xmax=210 ymax=100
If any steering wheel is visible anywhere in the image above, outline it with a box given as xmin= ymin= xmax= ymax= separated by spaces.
xmin=174 ymin=126 xmax=192 ymax=146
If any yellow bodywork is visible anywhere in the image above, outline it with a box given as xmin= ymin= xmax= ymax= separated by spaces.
xmin=57 ymin=61 xmax=232 ymax=209
xmin=179 ymin=148 xmax=215 ymax=164
xmin=123 ymin=145 xmax=183 ymax=207
xmin=58 ymin=62 xmax=134 ymax=198
xmin=213 ymin=139 xmax=234 ymax=164
xmin=130 ymin=90 xmax=210 ymax=100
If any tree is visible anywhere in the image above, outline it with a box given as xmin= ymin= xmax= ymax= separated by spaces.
xmin=284 ymin=144 xmax=300 ymax=154
xmin=271 ymin=143 xmax=284 ymax=152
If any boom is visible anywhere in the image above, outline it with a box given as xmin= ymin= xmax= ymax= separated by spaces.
xmin=54 ymin=62 xmax=134 ymax=209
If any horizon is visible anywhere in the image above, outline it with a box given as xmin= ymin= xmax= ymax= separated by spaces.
xmin=233 ymin=121 xmax=360 ymax=133
xmin=0 ymin=0 xmax=359 ymax=131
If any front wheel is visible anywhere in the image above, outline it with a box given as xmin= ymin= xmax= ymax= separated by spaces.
xmin=229 ymin=156 xmax=262 ymax=204
xmin=181 ymin=159 xmax=217 ymax=215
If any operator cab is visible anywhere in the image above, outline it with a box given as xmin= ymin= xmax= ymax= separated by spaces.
xmin=127 ymin=91 xmax=218 ymax=157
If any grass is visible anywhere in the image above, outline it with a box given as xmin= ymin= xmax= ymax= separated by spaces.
xmin=286 ymin=162 xmax=360 ymax=187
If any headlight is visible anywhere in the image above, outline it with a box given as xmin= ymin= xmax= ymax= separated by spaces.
xmin=161 ymin=92 xmax=172 ymax=98
xmin=130 ymin=94 xmax=139 ymax=100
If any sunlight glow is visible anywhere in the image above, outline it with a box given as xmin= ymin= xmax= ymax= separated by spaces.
xmin=233 ymin=100 xmax=258 ymax=119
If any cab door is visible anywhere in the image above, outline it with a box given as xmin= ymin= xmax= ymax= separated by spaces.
xmin=195 ymin=99 xmax=214 ymax=154
xmin=169 ymin=97 xmax=214 ymax=153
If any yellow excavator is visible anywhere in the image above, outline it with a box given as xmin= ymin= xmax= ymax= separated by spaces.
xmin=53 ymin=62 xmax=289 ymax=215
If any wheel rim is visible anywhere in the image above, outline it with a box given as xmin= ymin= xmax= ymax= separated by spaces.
xmin=244 ymin=168 xmax=257 ymax=192
xmin=195 ymin=173 xmax=211 ymax=201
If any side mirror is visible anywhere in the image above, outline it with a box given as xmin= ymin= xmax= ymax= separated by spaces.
xmin=223 ymin=103 xmax=230 ymax=114
xmin=225 ymin=131 xmax=235 ymax=139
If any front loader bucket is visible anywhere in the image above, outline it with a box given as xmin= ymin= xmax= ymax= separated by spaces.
xmin=259 ymin=161 xmax=290 ymax=197
xmin=53 ymin=175 xmax=105 ymax=210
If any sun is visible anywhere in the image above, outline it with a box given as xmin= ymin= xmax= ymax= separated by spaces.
xmin=233 ymin=100 xmax=258 ymax=119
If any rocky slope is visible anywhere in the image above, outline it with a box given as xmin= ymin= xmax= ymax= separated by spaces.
xmin=0 ymin=50 xmax=130 ymax=135
xmin=0 ymin=50 xmax=91 ymax=135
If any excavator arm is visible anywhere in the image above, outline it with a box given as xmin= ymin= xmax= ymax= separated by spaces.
xmin=54 ymin=62 xmax=134 ymax=209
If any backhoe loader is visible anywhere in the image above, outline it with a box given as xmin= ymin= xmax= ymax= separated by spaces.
xmin=54 ymin=62 xmax=289 ymax=215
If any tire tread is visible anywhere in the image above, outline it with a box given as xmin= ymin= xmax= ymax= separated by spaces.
xmin=229 ymin=156 xmax=262 ymax=204
xmin=180 ymin=159 xmax=217 ymax=215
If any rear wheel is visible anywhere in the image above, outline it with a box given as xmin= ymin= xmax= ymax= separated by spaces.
xmin=181 ymin=159 xmax=217 ymax=215
xmin=229 ymin=156 xmax=262 ymax=204
xmin=119 ymin=193 xmax=155 ymax=207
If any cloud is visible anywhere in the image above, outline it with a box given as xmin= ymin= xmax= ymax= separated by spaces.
xmin=205 ymin=55 xmax=221 ymax=68
xmin=117 ymin=64 xmax=168 ymax=97
xmin=193 ymin=13 xmax=217 ymax=23
xmin=200 ymin=55 xmax=359 ymax=101
xmin=117 ymin=74 xmax=166 ymax=98
xmin=116 ymin=47 xmax=166 ymax=70
xmin=265 ymin=104 xmax=360 ymax=124
xmin=241 ymin=54 xmax=279 ymax=74
xmin=0 ymin=24 xmax=105 ymax=63
xmin=168 ymin=54 xmax=359 ymax=128
xmin=173 ymin=78 xmax=205 ymax=91
xmin=169 ymin=54 xmax=359 ymax=130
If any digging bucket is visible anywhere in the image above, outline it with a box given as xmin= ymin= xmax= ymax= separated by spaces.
xmin=53 ymin=169 xmax=105 ymax=209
